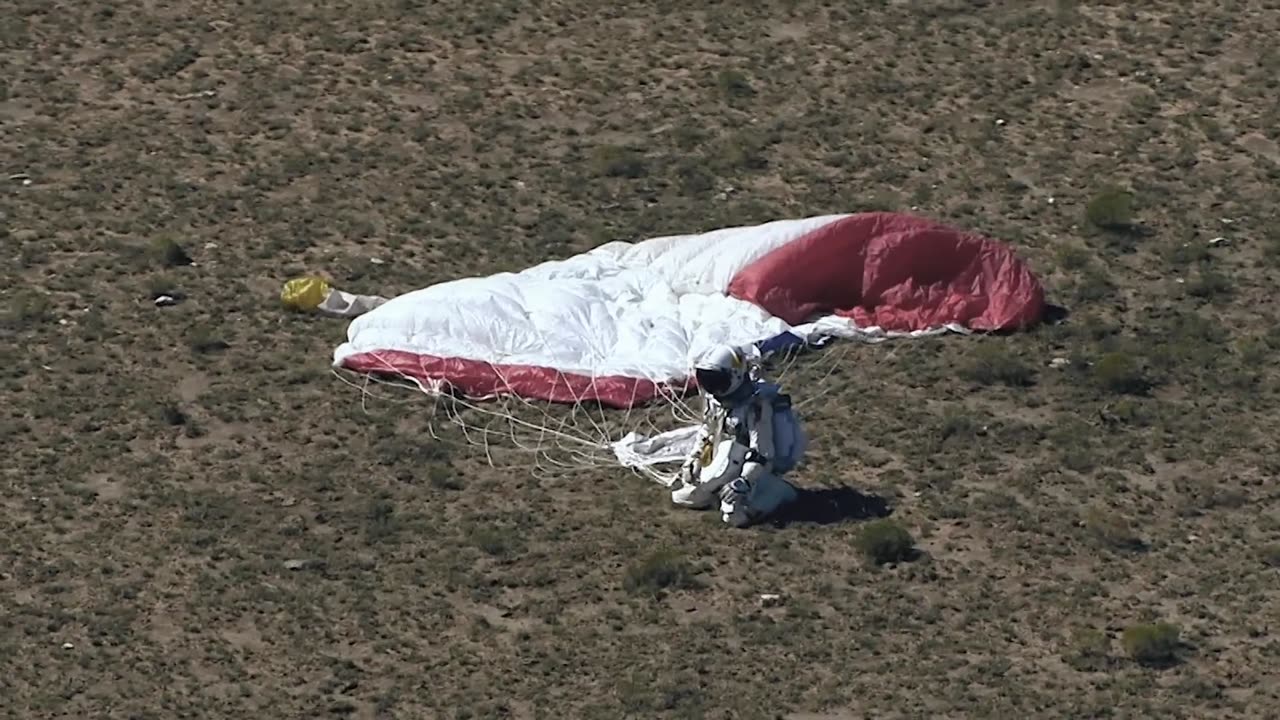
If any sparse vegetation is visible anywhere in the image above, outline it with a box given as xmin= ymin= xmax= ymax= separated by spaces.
xmin=1085 ymin=186 xmax=1136 ymax=231
xmin=1122 ymin=622 xmax=1181 ymax=666
xmin=152 ymin=237 xmax=193 ymax=267
xmin=4 ymin=2 xmax=1277 ymax=718
xmin=1260 ymin=545 xmax=1280 ymax=568
xmin=1083 ymin=507 xmax=1146 ymax=552
xmin=622 ymin=549 xmax=702 ymax=596
xmin=962 ymin=344 xmax=1036 ymax=386
xmin=1093 ymin=352 xmax=1151 ymax=395
xmin=1063 ymin=628 xmax=1112 ymax=672
xmin=854 ymin=519 xmax=917 ymax=565
xmin=590 ymin=145 xmax=647 ymax=178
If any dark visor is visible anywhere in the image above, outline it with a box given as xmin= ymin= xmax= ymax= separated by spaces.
xmin=695 ymin=367 xmax=732 ymax=395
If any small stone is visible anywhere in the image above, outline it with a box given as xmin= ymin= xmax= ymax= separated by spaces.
xmin=283 ymin=559 xmax=308 ymax=570
xmin=1049 ymin=357 xmax=1070 ymax=369
xmin=759 ymin=593 xmax=783 ymax=608
xmin=154 ymin=295 xmax=177 ymax=307
xmin=61 ymin=642 xmax=74 ymax=650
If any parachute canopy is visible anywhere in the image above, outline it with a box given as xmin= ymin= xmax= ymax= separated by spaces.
xmin=332 ymin=212 xmax=1045 ymax=408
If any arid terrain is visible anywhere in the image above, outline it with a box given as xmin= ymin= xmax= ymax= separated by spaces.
xmin=4 ymin=1 xmax=1280 ymax=718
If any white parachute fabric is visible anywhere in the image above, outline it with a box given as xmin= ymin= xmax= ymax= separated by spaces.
xmin=332 ymin=215 xmax=848 ymax=393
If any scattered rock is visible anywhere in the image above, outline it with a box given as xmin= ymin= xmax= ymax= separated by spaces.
xmin=154 ymin=295 xmax=178 ymax=307
xmin=1049 ymin=357 xmax=1071 ymax=369
xmin=759 ymin=593 xmax=784 ymax=608
xmin=283 ymin=559 xmax=308 ymax=571
xmin=1208 ymin=236 xmax=1228 ymax=246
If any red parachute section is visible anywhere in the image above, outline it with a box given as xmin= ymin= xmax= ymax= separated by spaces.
xmin=726 ymin=212 xmax=1046 ymax=332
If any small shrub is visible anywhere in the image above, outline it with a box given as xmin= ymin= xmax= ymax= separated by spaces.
xmin=152 ymin=237 xmax=193 ymax=266
xmin=188 ymin=327 xmax=229 ymax=354
xmin=159 ymin=403 xmax=188 ymax=426
xmin=674 ymin=159 xmax=714 ymax=193
xmin=590 ymin=145 xmax=646 ymax=178
xmin=1064 ymin=628 xmax=1112 ymax=671
xmin=1093 ymin=352 xmax=1150 ymax=395
xmin=854 ymin=519 xmax=916 ymax=565
xmin=428 ymin=465 xmax=464 ymax=490
xmin=468 ymin=526 xmax=523 ymax=557
xmin=716 ymin=69 xmax=754 ymax=97
xmin=1187 ymin=265 xmax=1234 ymax=300
xmin=365 ymin=499 xmax=401 ymax=544
xmin=146 ymin=274 xmax=180 ymax=299
xmin=709 ymin=131 xmax=772 ymax=172
xmin=1260 ymin=545 xmax=1280 ymax=568
xmin=963 ymin=344 xmax=1036 ymax=387
xmin=1085 ymin=186 xmax=1135 ymax=230
xmin=2 ymin=291 xmax=52 ymax=329
xmin=623 ymin=549 xmax=701 ymax=596
xmin=1163 ymin=239 xmax=1210 ymax=266
xmin=1122 ymin=622 xmax=1180 ymax=665
xmin=1055 ymin=244 xmax=1091 ymax=270
xmin=1083 ymin=507 xmax=1146 ymax=552
xmin=1073 ymin=266 xmax=1116 ymax=303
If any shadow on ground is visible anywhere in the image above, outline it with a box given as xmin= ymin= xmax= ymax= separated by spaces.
xmin=767 ymin=486 xmax=892 ymax=528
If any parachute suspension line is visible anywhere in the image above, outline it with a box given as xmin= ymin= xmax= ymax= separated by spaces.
xmin=432 ymin=389 xmax=615 ymax=474
xmin=337 ymin=356 xmax=621 ymax=477
xmin=481 ymin=360 xmax=606 ymax=459
xmin=333 ymin=332 xmax=879 ymax=480
xmin=518 ymin=320 xmax=644 ymax=460
xmin=788 ymin=341 xmax=851 ymax=409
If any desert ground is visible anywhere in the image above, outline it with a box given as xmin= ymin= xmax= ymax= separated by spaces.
xmin=4 ymin=1 xmax=1280 ymax=718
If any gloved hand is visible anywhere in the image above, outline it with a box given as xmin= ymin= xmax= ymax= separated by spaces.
xmin=679 ymin=459 xmax=700 ymax=486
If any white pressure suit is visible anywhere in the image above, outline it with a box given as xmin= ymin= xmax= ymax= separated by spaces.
xmin=669 ymin=344 xmax=802 ymax=527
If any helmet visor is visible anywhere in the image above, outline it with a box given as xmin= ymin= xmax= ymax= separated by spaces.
xmin=695 ymin=367 xmax=732 ymax=396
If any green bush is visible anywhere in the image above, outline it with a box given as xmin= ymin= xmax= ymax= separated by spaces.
xmin=1261 ymin=545 xmax=1280 ymax=568
xmin=623 ymin=549 xmax=701 ymax=595
xmin=963 ymin=344 xmax=1036 ymax=387
xmin=854 ymin=519 xmax=916 ymax=565
xmin=1064 ymin=628 xmax=1112 ymax=672
xmin=1093 ymin=352 xmax=1150 ymax=395
xmin=1122 ymin=622 xmax=1180 ymax=665
xmin=1083 ymin=507 xmax=1145 ymax=552
xmin=151 ymin=236 xmax=192 ymax=266
xmin=1085 ymin=186 xmax=1136 ymax=230
xmin=716 ymin=69 xmax=754 ymax=97
xmin=590 ymin=145 xmax=646 ymax=178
